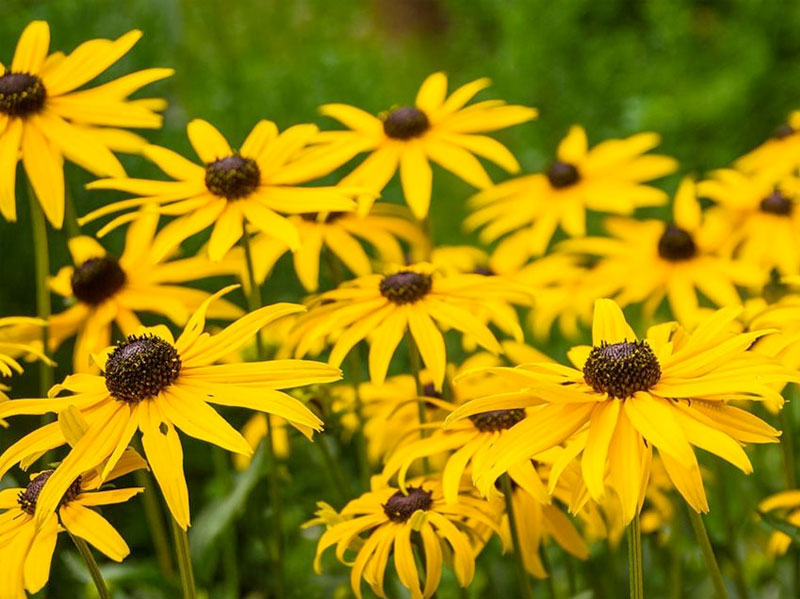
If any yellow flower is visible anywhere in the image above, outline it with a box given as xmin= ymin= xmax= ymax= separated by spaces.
xmin=82 ymin=119 xmax=358 ymax=261
xmin=430 ymin=245 xmax=490 ymax=275
xmin=310 ymin=72 xmax=537 ymax=219
xmin=0 ymin=21 xmax=171 ymax=227
xmin=760 ymin=490 xmax=800 ymax=557
xmin=0 ymin=286 xmax=341 ymax=530
xmin=48 ymin=211 xmax=243 ymax=373
xmin=0 ymin=445 xmax=146 ymax=598
xmin=466 ymin=125 xmax=677 ymax=269
xmin=308 ymin=478 xmax=501 ymax=599
xmin=291 ymin=263 xmax=531 ymax=389
xmin=448 ymin=299 xmax=793 ymax=524
xmin=736 ymin=110 xmax=800 ymax=178
xmin=558 ymin=178 xmax=764 ymax=327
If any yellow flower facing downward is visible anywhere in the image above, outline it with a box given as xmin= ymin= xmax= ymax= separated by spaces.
xmin=0 ymin=286 xmax=341 ymax=530
xmin=82 ymin=118 xmax=358 ymax=261
xmin=448 ymin=299 xmax=794 ymax=524
xmin=0 ymin=21 xmax=172 ymax=227
xmin=309 ymin=72 xmax=537 ymax=219
xmin=466 ymin=125 xmax=678 ymax=270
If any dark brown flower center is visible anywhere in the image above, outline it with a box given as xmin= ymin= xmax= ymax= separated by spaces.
xmin=760 ymin=191 xmax=793 ymax=216
xmin=658 ymin=225 xmax=697 ymax=261
xmin=583 ymin=340 xmax=661 ymax=399
xmin=421 ymin=383 xmax=442 ymax=399
xmin=205 ymin=154 xmax=260 ymax=199
xmin=300 ymin=211 xmax=347 ymax=224
xmin=105 ymin=334 xmax=182 ymax=403
xmin=0 ymin=72 xmax=46 ymax=117
xmin=17 ymin=470 xmax=82 ymax=515
xmin=71 ymin=256 xmax=127 ymax=305
xmin=383 ymin=486 xmax=433 ymax=522
xmin=774 ymin=124 xmax=795 ymax=140
xmin=473 ymin=266 xmax=494 ymax=276
xmin=546 ymin=161 xmax=580 ymax=189
xmin=383 ymin=106 xmax=429 ymax=140
xmin=469 ymin=409 xmax=525 ymax=432
xmin=379 ymin=271 xmax=432 ymax=304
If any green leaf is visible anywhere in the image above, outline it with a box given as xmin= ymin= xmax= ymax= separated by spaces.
xmin=760 ymin=511 xmax=800 ymax=545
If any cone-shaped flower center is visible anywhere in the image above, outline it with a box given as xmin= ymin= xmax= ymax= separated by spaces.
xmin=379 ymin=271 xmax=432 ymax=305
xmin=774 ymin=123 xmax=795 ymax=140
xmin=383 ymin=486 xmax=433 ymax=522
xmin=658 ymin=225 xmax=697 ymax=261
xmin=583 ymin=340 xmax=661 ymax=399
xmin=71 ymin=256 xmax=127 ymax=305
xmin=205 ymin=154 xmax=260 ymax=199
xmin=17 ymin=470 xmax=82 ymax=515
xmin=0 ymin=72 xmax=46 ymax=117
xmin=105 ymin=334 xmax=182 ymax=403
xmin=546 ymin=161 xmax=580 ymax=189
xmin=421 ymin=382 xmax=443 ymax=399
xmin=760 ymin=191 xmax=793 ymax=216
xmin=383 ymin=106 xmax=429 ymax=140
xmin=469 ymin=409 xmax=526 ymax=432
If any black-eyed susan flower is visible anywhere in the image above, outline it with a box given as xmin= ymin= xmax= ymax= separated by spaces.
xmin=82 ymin=119 xmax=358 ymax=261
xmin=291 ymin=263 xmax=532 ymax=389
xmin=308 ymin=478 xmax=501 ymax=599
xmin=448 ymin=299 xmax=794 ymax=523
xmin=48 ymin=211 xmax=243 ymax=373
xmin=465 ymin=125 xmax=678 ymax=270
xmin=736 ymin=110 xmax=800 ymax=178
xmin=558 ymin=178 xmax=764 ymax=327
xmin=0 ymin=21 xmax=171 ymax=228
xmin=309 ymin=72 xmax=537 ymax=219
xmin=0 ymin=445 xmax=146 ymax=598
xmin=0 ymin=286 xmax=341 ymax=530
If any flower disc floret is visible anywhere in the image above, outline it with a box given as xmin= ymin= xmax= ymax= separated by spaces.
xmin=379 ymin=271 xmax=432 ymax=305
xmin=583 ymin=340 xmax=661 ymax=399
xmin=382 ymin=106 xmax=429 ymax=140
xmin=17 ymin=470 xmax=82 ymax=515
xmin=469 ymin=408 xmax=526 ymax=432
xmin=0 ymin=72 xmax=46 ymax=117
xmin=205 ymin=154 xmax=261 ymax=199
xmin=105 ymin=334 xmax=182 ymax=403
xmin=382 ymin=486 xmax=433 ymax=522
xmin=657 ymin=225 xmax=697 ymax=261
xmin=760 ymin=191 xmax=793 ymax=216
xmin=70 ymin=257 xmax=127 ymax=305
xmin=546 ymin=161 xmax=580 ymax=188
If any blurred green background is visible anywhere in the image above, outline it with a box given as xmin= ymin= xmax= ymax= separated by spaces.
xmin=1 ymin=0 xmax=800 ymax=597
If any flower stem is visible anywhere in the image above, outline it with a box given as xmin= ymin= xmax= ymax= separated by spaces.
xmin=69 ymin=532 xmax=110 ymax=599
xmin=27 ymin=183 xmax=53 ymax=397
xmin=315 ymin=433 xmax=350 ymax=505
xmin=63 ymin=183 xmax=81 ymax=239
xmin=501 ymin=475 xmax=533 ymax=599
xmin=687 ymin=507 xmax=728 ymax=599
xmin=781 ymin=385 xmax=797 ymax=490
xmin=626 ymin=513 xmax=644 ymax=599
xmin=134 ymin=468 xmax=175 ymax=578
xmin=405 ymin=331 xmax=430 ymax=473
xmin=171 ymin=517 xmax=197 ymax=599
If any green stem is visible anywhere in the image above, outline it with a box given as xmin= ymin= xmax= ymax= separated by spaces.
xmin=135 ymin=469 xmax=175 ymax=578
xmin=501 ymin=475 xmax=533 ymax=599
xmin=539 ymin=544 xmax=556 ymax=599
xmin=63 ymin=183 xmax=81 ymax=239
xmin=565 ymin=554 xmax=577 ymax=597
xmin=782 ymin=386 xmax=797 ymax=489
xmin=714 ymin=461 xmax=748 ymax=599
xmin=70 ymin=533 xmax=110 ymax=599
xmin=171 ymin=518 xmax=197 ymax=599
xmin=27 ymin=184 xmax=53 ymax=397
xmin=212 ymin=448 xmax=240 ymax=598
xmin=627 ymin=513 xmax=644 ymax=599
xmin=241 ymin=233 xmax=285 ymax=599
xmin=405 ymin=331 xmax=430 ymax=473
xmin=687 ymin=507 xmax=727 ymax=599
xmin=315 ymin=434 xmax=350 ymax=505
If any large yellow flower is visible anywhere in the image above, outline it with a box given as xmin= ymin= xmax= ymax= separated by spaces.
xmin=308 ymin=478 xmax=501 ymax=599
xmin=558 ymin=178 xmax=764 ymax=327
xmin=309 ymin=72 xmax=537 ymax=219
xmin=291 ymin=263 xmax=532 ymax=389
xmin=0 ymin=21 xmax=171 ymax=227
xmin=465 ymin=125 xmax=678 ymax=269
xmin=0 ymin=286 xmax=341 ymax=530
xmin=82 ymin=119 xmax=358 ymax=261
xmin=48 ymin=211 xmax=242 ymax=372
xmin=736 ymin=110 xmax=800 ymax=178
xmin=448 ymin=299 xmax=793 ymax=523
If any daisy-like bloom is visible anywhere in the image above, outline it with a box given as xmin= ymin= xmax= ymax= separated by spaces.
xmin=447 ymin=299 xmax=794 ymax=524
xmin=0 ymin=442 xmax=146 ymax=599
xmin=308 ymin=478 xmax=501 ymax=599
xmin=760 ymin=490 xmax=800 ymax=557
xmin=0 ymin=21 xmax=171 ymax=227
xmin=0 ymin=286 xmax=341 ymax=530
xmin=465 ymin=125 xmax=678 ymax=270
xmin=240 ymin=204 xmax=428 ymax=292
xmin=736 ymin=110 xmax=800 ymax=178
xmin=81 ymin=118 xmax=358 ymax=261
xmin=310 ymin=72 xmax=537 ymax=219
xmin=291 ymin=263 xmax=532 ymax=389
xmin=698 ymin=169 xmax=800 ymax=276
xmin=558 ymin=178 xmax=764 ymax=327
xmin=48 ymin=211 xmax=243 ymax=372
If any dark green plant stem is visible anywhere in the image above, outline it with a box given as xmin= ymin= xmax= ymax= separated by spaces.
xmin=501 ymin=475 xmax=533 ymax=599
xmin=565 ymin=554 xmax=577 ymax=597
xmin=135 ymin=468 xmax=175 ymax=578
xmin=27 ymin=185 xmax=53 ymax=398
xmin=212 ymin=447 xmax=240 ymax=598
xmin=63 ymin=184 xmax=81 ymax=239
xmin=405 ymin=330 xmax=430 ymax=473
xmin=171 ymin=518 xmax=197 ymax=599
xmin=715 ymin=461 xmax=748 ymax=599
xmin=627 ymin=514 xmax=644 ymax=599
xmin=69 ymin=533 xmax=110 ymax=599
xmin=539 ymin=545 xmax=556 ymax=599
xmin=687 ymin=507 xmax=728 ymax=599
xmin=315 ymin=433 xmax=350 ymax=505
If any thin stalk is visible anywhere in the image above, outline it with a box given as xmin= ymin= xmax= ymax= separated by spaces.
xmin=781 ymin=386 xmax=797 ymax=489
xmin=241 ymin=233 xmax=285 ymax=599
xmin=212 ymin=448 xmax=240 ymax=598
xmin=539 ymin=545 xmax=556 ymax=599
xmin=626 ymin=514 xmax=644 ymax=599
xmin=687 ymin=507 xmax=728 ymax=599
xmin=565 ymin=554 xmax=577 ymax=597
xmin=171 ymin=518 xmax=197 ymax=599
xmin=27 ymin=185 xmax=53 ymax=397
xmin=405 ymin=331 xmax=430 ymax=473
xmin=70 ymin=533 xmax=110 ymax=599
xmin=63 ymin=184 xmax=81 ymax=239
xmin=501 ymin=475 xmax=533 ymax=599
xmin=714 ymin=461 xmax=748 ymax=599
xmin=135 ymin=469 xmax=175 ymax=578
xmin=315 ymin=434 xmax=350 ymax=505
